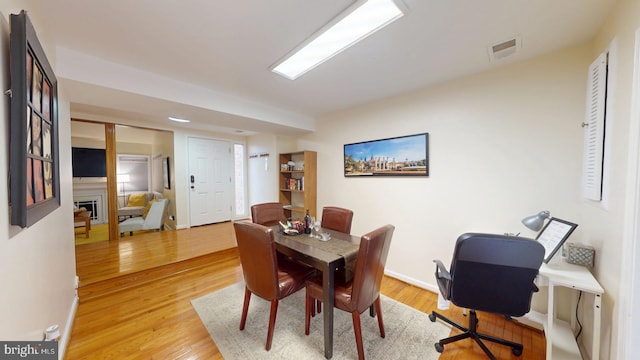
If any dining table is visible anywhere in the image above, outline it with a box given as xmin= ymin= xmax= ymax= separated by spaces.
xmin=271 ymin=225 xmax=360 ymax=359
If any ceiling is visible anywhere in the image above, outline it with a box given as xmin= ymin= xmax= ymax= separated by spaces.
xmin=70 ymin=121 xmax=169 ymax=145
xmin=17 ymin=0 xmax=617 ymax=135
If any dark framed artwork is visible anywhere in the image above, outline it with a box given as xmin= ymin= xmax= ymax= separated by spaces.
xmin=344 ymin=133 xmax=429 ymax=176
xmin=9 ymin=10 xmax=60 ymax=227
xmin=163 ymin=157 xmax=171 ymax=189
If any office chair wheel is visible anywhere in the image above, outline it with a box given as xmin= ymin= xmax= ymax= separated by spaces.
xmin=512 ymin=347 xmax=522 ymax=356
xmin=434 ymin=342 xmax=444 ymax=353
xmin=429 ymin=313 xmax=436 ymax=322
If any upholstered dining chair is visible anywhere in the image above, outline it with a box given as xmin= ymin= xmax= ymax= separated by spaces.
xmin=429 ymin=233 xmax=544 ymax=359
xmin=250 ymin=202 xmax=284 ymax=226
xmin=304 ymin=224 xmax=395 ymax=360
xmin=310 ymin=206 xmax=355 ymax=315
xmin=321 ymin=206 xmax=354 ymax=234
xmin=233 ymin=221 xmax=314 ymax=351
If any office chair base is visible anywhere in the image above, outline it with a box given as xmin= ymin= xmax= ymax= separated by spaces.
xmin=429 ymin=310 xmax=523 ymax=360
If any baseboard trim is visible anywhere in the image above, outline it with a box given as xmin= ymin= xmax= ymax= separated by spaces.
xmin=59 ymin=294 xmax=79 ymax=359
xmin=384 ymin=269 xmax=439 ymax=294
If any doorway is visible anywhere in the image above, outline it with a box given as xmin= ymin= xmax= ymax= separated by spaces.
xmin=71 ymin=120 xmax=175 ymax=244
xmin=188 ymin=137 xmax=234 ymax=226
xmin=71 ymin=121 xmax=108 ymax=243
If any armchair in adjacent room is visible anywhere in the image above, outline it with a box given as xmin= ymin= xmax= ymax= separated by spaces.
xmin=429 ymin=233 xmax=545 ymax=360
xmin=118 ymin=192 xmax=160 ymax=221
xmin=119 ymin=198 xmax=169 ymax=236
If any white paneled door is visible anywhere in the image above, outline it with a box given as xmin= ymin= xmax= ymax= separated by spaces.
xmin=188 ymin=137 xmax=233 ymax=226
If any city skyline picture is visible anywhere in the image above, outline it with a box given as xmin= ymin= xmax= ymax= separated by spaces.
xmin=344 ymin=133 xmax=429 ymax=176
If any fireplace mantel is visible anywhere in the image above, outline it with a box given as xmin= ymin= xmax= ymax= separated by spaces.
xmin=73 ymin=178 xmax=108 ymax=224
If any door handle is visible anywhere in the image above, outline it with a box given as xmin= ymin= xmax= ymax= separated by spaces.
xmin=190 ymin=175 xmax=195 ymax=189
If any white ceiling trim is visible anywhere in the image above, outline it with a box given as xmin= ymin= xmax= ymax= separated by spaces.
xmin=55 ymin=46 xmax=315 ymax=132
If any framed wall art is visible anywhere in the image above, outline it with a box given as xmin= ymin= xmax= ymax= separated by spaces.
xmin=344 ymin=133 xmax=429 ymax=177
xmin=9 ymin=10 xmax=60 ymax=227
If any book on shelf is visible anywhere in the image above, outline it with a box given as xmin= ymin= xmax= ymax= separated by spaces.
xmin=284 ymin=178 xmax=304 ymax=191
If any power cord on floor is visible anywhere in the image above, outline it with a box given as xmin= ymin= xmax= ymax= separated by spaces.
xmin=575 ymin=290 xmax=583 ymax=340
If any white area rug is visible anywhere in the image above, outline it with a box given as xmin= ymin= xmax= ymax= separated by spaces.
xmin=192 ymin=282 xmax=450 ymax=359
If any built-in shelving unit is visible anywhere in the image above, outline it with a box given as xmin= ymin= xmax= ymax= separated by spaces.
xmin=279 ymin=151 xmax=317 ymax=218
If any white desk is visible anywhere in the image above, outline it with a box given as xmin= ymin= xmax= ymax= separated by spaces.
xmin=522 ymin=261 xmax=604 ymax=360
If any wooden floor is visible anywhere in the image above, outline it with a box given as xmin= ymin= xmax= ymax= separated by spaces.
xmin=75 ymin=222 xmax=237 ymax=286
xmin=67 ymin=222 xmax=545 ymax=359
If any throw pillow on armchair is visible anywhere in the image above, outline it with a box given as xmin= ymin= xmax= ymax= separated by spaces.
xmin=127 ymin=193 xmax=147 ymax=207
xmin=142 ymin=200 xmax=155 ymax=219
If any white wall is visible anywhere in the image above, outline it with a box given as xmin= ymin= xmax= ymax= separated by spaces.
xmin=293 ymin=42 xmax=634 ymax=357
xmin=151 ymin=131 xmax=175 ymax=228
xmin=246 ymin=133 xmax=298 ymax=210
xmin=297 ymin=44 xmax=590 ymax=288
xmin=590 ymin=0 xmax=640 ymax=358
xmin=290 ymin=3 xmax=640 ymax=353
xmin=247 ymin=133 xmax=279 ymax=207
xmin=0 ymin=2 xmax=77 ymax=355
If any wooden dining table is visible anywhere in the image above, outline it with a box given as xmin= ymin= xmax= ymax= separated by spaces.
xmin=271 ymin=225 xmax=360 ymax=359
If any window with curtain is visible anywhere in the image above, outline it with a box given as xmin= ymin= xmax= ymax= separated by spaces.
xmin=117 ymin=154 xmax=150 ymax=194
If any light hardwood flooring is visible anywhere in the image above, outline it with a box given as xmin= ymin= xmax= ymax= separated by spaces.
xmin=75 ymin=222 xmax=237 ymax=286
xmin=67 ymin=221 xmax=545 ymax=359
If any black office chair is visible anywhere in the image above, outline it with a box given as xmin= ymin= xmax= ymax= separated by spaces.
xmin=429 ymin=233 xmax=544 ymax=359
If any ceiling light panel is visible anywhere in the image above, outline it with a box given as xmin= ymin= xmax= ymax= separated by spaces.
xmin=272 ymin=0 xmax=407 ymax=80
xmin=168 ymin=116 xmax=191 ymax=123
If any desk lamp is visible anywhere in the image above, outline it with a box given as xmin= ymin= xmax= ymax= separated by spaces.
xmin=521 ymin=210 xmax=550 ymax=231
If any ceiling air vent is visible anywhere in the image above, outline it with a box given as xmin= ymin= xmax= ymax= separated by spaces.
xmin=488 ymin=36 xmax=521 ymax=61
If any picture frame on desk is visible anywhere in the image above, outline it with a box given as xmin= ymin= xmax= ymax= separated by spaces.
xmin=536 ymin=217 xmax=578 ymax=263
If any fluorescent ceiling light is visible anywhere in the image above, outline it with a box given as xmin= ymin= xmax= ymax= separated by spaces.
xmin=271 ymin=0 xmax=407 ymax=80
xmin=168 ymin=116 xmax=190 ymax=123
